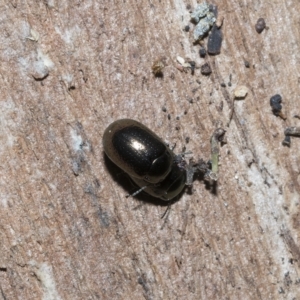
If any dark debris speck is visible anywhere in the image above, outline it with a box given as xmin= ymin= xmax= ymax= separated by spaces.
xmin=255 ymin=18 xmax=266 ymax=34
xmin=270 ymin=94 xmax=282 ymax=114
xmin=207 ymin=25 xmax=223 ymax=55
xmin=199 ymin=47 xmax=206 ymax=58
xmin=270 ymin=94 xmax=286 ymax=119
xmin=201 ymin=63 xmax=212 ymax=75
xmin=282 ymin=135 xmax=291 ymax=147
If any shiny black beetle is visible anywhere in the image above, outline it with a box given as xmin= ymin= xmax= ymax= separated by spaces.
xmin=103 ymin=119 xmax=190 ymax=200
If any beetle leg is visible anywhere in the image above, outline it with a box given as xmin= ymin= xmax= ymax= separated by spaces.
xmin=126 ymin=186 xmax=148 ymax=198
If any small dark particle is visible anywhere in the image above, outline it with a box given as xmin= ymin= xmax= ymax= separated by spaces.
xmin=215 ymin=128 xmax=226 ymax=143
xmin=185 ymin=136 xmax=190 ymax=143
xmin=189 ymin=61 xmax=196 ymax=75
xmin=184 ymin=110 xmax=187 ymax=115
xmin=167 ymin=114 xmax=171 ymax=120
xmin=137 ymin=275 xmax=149 ymax=293
xmin=175 ymin=126 xmax=180 ymax=131
xmin=162 ymin=106 xmax=167 ymax=112
xmin=189 ymin=61 xmax=196 ymax=67
xmin=199 ymin=47 xmax=207 ymax=58
xmin=270 ymin=94 xmax=286 ymax=119
xmin=196 ymin=79 xmax=201 ymax=84
xmin=201 ymin=62 xmax=212 ymax=75
xmin=270 ymin=94 xmax=282 ymax=111
xmin=228 ymin=82 xmax=232 ymax=87
xmin=184 ymin=25 xmax=190 ymax=32
xmin=186 ymin=4 xmax=191 ymax=10
xmin=220 ymin=83 xmax=226 ymax=87
xmin=284 ymin=127 xmax=300 ymax=137
xmin=176 ymin=116 xmax=180 ymax=120
xmin=282 ymin=135 xmax=291 ymax=147
xmin=188 ymin=98 xmax=194 ymax=103
xmin=138 ymin=277 xmax=143 ymax=285
xmin=293 ymin=115 xmax=300 ymax=119
xmin=255 ymin=18 xmax=266 ymax=34
xmin=68 ymin=84 xmax=75 ymax=91
xmin=244 ymin=61 xmax=250 ymax=68
xmin=207 ymin=25 xmax=223 ymax=55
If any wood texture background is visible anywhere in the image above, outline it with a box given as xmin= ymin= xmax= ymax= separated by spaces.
xmin=0 ymin=0 xmax=300 ymax=299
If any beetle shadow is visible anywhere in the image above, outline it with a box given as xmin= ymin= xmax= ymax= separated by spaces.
xmin=103 ymin=153 xmax=181 ymax=207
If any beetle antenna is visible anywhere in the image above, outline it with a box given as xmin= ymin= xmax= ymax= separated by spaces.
xmin=126 ymin=186 xmax=147 ymax=198
xmin=161 ymin=202 xmax=171 ymax=219
xmin=170 ymin=143 xmax=176 ymax=151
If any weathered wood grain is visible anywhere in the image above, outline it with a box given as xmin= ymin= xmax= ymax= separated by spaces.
xmin=0 ymin=0 xmax=299 ymax=299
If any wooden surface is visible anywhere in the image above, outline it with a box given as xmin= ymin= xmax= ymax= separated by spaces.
xmin=0 ymin=0 xmax=300 ymax=299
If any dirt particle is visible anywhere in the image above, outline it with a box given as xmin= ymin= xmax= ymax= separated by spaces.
xmin=234 ymin=86 xmax=248 ymax=99
xmin=255 ymin=18 xmax=266 ymax=34
xmin=184 ymin=25 xmax=190 ymax=32
xmin=201 ymin=62 xmax=212 ymax=75
xmin=284 ymin=127 xmax=300 ymax=137
xmin=207 ymin=24 xmax=223 ymax=55
xmin=282 ymin=135 xmax=291 ymax=147
xmin=244 ymin=60 xmax=250 ymax=68
xmin=199 ymin=47 xmax=206 ymax=58
xmin=270 ymin=94 xmax=286 ymax=119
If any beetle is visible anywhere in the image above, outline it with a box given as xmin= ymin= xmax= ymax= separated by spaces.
xmin=103 ymin=119 xmax=187 ymax=200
